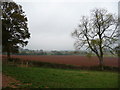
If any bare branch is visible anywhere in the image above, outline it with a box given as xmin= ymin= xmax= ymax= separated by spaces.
xmin=72 ymin=8 xmax=118 ymax=70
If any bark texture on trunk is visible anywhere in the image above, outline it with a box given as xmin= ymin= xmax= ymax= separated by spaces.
xmin=7 ymin=47 xmax=11 ymax=60
xmin=99 ymin=57 xmax=104 ymax=70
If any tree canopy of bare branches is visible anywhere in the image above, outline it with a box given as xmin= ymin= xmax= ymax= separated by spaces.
xmin=72 ymin=8 xmax=119 ymax=70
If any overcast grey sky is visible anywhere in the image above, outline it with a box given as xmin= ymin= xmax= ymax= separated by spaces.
xmin=14 ymin=0 xmax=119 ymax=51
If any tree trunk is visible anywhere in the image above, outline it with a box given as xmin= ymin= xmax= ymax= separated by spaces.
xmin=99 ymin=57 xmax=104 ymax=70
xmin=7 ymin=47 xmax=11 ymax=60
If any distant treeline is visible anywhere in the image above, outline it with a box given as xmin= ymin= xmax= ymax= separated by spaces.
xmin=12 ymin=51 xmax=87 ymax=55
xmin=2 ymin=48 xmax=115 ymax=56
xmin=3 ymin=50 xmax=87 ymax=55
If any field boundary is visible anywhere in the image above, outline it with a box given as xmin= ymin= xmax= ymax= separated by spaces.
xmin=3 ymin=57 xmax=119 ymax=72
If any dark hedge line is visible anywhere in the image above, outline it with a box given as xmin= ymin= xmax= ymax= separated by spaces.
xmin=4 ymin=57 xmax=120 ymax=72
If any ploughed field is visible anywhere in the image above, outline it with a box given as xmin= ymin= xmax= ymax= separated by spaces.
xmin=3 ymin=55 xmax=118 ymax=67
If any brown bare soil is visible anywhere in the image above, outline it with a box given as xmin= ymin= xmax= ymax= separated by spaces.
xmin=3 ymin=55 xmax=118 ymax=67
xmin=2 ymin=74 xmax=20 ymax=88
xmin=2 ymin=74 xmax=32 ymax=88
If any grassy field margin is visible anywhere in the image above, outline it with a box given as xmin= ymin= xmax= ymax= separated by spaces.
xmin=3 ymin=64 xmax=119 ymax=88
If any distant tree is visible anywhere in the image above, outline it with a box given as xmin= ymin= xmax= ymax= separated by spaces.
xmin=1 ymin=2 xmax=30 ymax=59
xmin=40 ymin=49 xmax=44 ymax=55
xmin=72 ymin=8 xmax=119 ymax=70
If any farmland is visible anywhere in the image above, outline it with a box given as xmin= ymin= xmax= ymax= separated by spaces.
xmin=2 ymin=55 xmax=119 ymax=88
xmin=3 ymin=55 xmax=118 ymax=67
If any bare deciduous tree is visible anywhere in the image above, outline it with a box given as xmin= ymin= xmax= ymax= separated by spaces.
xmin=72 ymin=8 xmax=119 ymax=70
